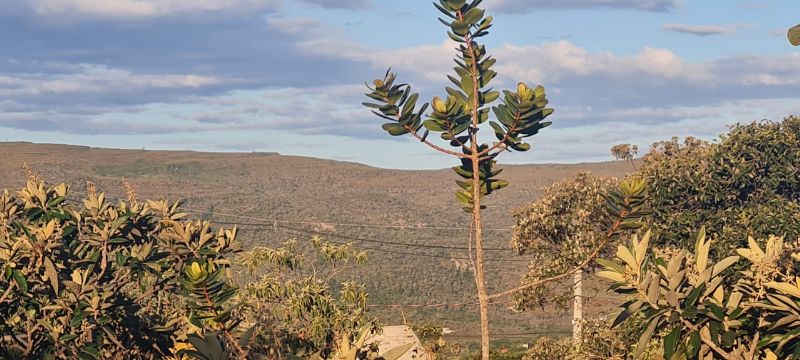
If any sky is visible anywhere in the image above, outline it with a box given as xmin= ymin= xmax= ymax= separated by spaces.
xmin=1 ymin=0 xmax=799 ymax=169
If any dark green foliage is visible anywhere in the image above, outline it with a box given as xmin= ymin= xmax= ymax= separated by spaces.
xmin=0 ymin=179 xmax=239 ymax=359
xmin=637 ymin=116 xmax=800 ymax=258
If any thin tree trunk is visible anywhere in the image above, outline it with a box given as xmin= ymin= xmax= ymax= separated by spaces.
xmin=573 ymin=269 xmax=583 ymax=344
xmin=464 ymin=18 xmax=491 ymax=359
xmin=471 ymin=155 xmax=490 ymax=360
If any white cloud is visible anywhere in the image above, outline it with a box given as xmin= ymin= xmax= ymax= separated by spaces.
xmin=0 ymin=64 xmax=220 ymax=97
xmin=265 ymin=17 xmax=322 ymax=34
xmin=26 ymin=0 xmax=280 ymax=19
xmin=298 ymin=0 xmax=371 ymax=10
xmin=519 ymin=97 xmax=800 ymax=163
xmin=486 ymin=0 xmax=681 ymax=13
xmin=662 ymin=23 xmax=751 ymax=36
xmin=493 ymin=41 xmax=711 ymax=84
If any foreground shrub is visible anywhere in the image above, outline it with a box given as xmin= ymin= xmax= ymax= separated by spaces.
xmin=0 ymin=177 xmax=405 ymax=360
xmin=235 ymin=237 xmax=380 ymax=358
xmin=522 ymin=316 xmax=653 ymax=360
xmin=0 ymin=179 xmax=238 ymax=359
xmin=599 ymin=227 xmax=800 ymax=359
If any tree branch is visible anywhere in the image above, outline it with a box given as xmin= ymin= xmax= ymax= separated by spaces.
xmin=487 ymin=212 xmax=625 ymax=301
xmin=404 ymin=125 xmax=467 ymax=158
xmin=478 ymin=124 xmax=516 ymax=157
xmin=0 ymin=282 xmax=15 ymax=304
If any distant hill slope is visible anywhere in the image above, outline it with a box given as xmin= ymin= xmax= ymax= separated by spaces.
xmin=0 ymin=142 xmax=634 ymax=342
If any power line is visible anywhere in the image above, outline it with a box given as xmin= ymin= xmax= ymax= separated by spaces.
xmin=63 ymin=194 xmax=532 ymax=262
xmin=67 ymin=192 xmax=514 ymax=232
xmin=216 ymin=220 xmax=515 ymax=252
xmin=178 ymin=205 xmax=513 ymax=232
xmin=445 ymin=330 xmax=569 ymax=338
xmin=238 ymin=223 xmax=532 ymax=262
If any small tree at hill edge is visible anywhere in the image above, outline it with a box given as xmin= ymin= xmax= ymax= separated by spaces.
xmin=362 ymin=1 xmax=650 ymax=358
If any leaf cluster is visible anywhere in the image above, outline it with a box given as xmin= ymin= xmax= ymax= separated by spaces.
xmin=0 ymin=179 xmax=239 ymax=359
xmin=362 ymin=0 xmax=554 ymax=213
xmin=637 ymin=116 xmax=800 ymax=262
xmin=600 ymin=227 xmax=800 ymax=359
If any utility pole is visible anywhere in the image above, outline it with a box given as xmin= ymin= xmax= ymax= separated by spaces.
xmin=573 ymin=269 xmax=583 ymax=344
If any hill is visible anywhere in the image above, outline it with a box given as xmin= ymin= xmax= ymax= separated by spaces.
xmin=0 ymin=142 xmax=634 ymax=346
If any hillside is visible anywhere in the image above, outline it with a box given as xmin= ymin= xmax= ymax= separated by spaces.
xmin=0 ymin=142 xmax=634 ymax=345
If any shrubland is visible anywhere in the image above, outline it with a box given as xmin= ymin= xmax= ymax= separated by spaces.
xmin=513 ymin=116 xmax=800 ymax=358
xmin=0 ymin=173 xmax=411 ymax=360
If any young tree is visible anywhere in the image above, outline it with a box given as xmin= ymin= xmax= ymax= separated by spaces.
xmin=363 ymin=2 xmax=650 ymax=357
xmin=363 ymin=1 xmax=554 ymax=357
xmin=610 ymin=144 xmax=639 ymax=162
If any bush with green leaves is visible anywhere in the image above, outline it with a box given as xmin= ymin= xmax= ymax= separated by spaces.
xmin=234 ymin=236 xmax=381 ymax=358
xmin=0 ymin=174 xmax=405 ymax=360
xmin=522 ymin=316 xmax=648 ymax=360
xmin=0 ymin=178 xmax=239 ymax=359
xmin=598 ymin=227 xmax=800 ymax=359
xmin=638 ymin=116 xmax=800 ymax=260
xmin=511 ymin=171 xmax=619 ymax=309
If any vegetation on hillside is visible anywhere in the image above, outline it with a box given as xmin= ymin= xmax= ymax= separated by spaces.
xmin=638 ymin=117 xmax=800 ymax=260
xmin=0 ymin=173 xmax=414 ymax=359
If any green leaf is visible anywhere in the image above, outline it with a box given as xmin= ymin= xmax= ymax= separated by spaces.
xmin=423 ymin=119 xmax=448 ymax=132
xmin=489 ymin=121 xmax=506 ymax=136
xmin=11 ymin=269 xmax=27 ymax=294
xmin=381 ymin=343 xmax=415 ymax=360
xmin=433 ymin=2 xmax=455 ymax=19
xmin=462 ymin=8 xmax=484 ymax=25
xmin=663 ymin=326 xmax=681 ymax=358
xmin=401 ymin=93 xmax=419 ymax=116
xmin=483 ymin=90 xmax=499 ymax=103
xmin=768 ymin=282 xmax=800 ymax=298
xmin=634 ymin=320 xmax=659 ymax=359
xmin=80 ymin=345 xmax=100 ymax=360
xmin=509 ymin=142 xmax=531 ymax=152
xmin=44 ymin=257 xmax=59 ymax=294
xmin=59 ymin=334 xmax=79 ymax=342
xmin=455 ymin=190 xmax=472 ymax=206
xmin=444 ymin=0 xmax=466 ymax=11
xmin=711 ymin=256 xmax=740 ymax=277
xmin=450 ymin=20 xmax=469 ymax=36
xmin=613 ymin=300 xmax=644 ymax=327
xmin=382 ymin=123 xmax=409 ymax=136
xmin=789 ymin=25 xmax=800 ymax=46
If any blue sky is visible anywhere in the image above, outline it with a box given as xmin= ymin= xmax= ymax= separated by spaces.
xmin=1 ymin=0 xmax=798 ymax=169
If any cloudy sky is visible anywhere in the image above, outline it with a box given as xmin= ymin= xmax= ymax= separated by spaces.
xmin=2 ymin=0 xmax=798 ymax=168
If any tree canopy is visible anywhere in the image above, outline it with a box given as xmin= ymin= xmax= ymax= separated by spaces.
xmin=638 ymin=116 xmax=800 ymax=258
